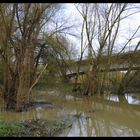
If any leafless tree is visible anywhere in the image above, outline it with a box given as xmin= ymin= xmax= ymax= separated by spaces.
xmin=75 ymin=3 xmax=140 ymax=95
xmin=0 ymin=3 xmax=62 ymax=111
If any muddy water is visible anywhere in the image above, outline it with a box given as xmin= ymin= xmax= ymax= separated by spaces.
xmin=0 ymin=90 xmax=140 ymax=137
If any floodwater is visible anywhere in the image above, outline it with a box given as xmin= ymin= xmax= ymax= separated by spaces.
xmin=0 ymin=89 xmax=140 ymax=137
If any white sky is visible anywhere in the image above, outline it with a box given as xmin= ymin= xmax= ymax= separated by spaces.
xmin=61 ymin=3 xmax=140 ymax=58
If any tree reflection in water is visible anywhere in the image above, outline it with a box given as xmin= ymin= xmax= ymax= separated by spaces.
xmin=60 ymin=93 xmax=140 ymax=136
xmin=0 ymin=92 xmax=140 ymax=136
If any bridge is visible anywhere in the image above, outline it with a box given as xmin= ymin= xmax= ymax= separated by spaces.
xmin=66 ymin=50 xmax=140 ymax=79
xmin=66 ymin=66 xmax=140 ymax=79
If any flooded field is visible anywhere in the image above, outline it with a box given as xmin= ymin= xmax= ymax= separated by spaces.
xmin=0 ymin=89 xmax=140 ymax=137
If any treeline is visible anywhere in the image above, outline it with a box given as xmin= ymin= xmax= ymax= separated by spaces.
xmin=0 ymin=3 xmax=140 ymax=112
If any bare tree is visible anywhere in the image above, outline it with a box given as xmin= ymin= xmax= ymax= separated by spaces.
xmin=76 ymin=3 xmax=140 ymax=96
xmin=0 ymin=3 xmax=62 ymax=111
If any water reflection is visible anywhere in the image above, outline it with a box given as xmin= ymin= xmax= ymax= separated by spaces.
xmin=0 ymin=92 xmax=140 ymax=136
xmin=58 ymin=93 xmax=140 ymax=136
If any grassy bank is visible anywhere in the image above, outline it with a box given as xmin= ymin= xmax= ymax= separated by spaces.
xmin=0 ymin=117 xmax=73 ymax=137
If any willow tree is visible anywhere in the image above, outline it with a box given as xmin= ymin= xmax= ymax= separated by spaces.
xmin=76 ymin=3 xmax=140 ymax=96
xmin=0 ymin=3 xmax=61 ymax=111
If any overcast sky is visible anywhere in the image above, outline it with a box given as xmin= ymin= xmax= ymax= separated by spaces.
xmin=61 ymin=3 xmax=140 ymax=58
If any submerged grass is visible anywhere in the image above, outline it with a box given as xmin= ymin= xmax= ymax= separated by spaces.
xmin=0 ymin=120 xmax=28 ymax=137
xmin=0 ymin=116 xmax=74 ymax=137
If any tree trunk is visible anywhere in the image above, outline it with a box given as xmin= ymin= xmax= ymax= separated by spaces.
xmin=16 ymin=47 xmax=34 ymax=111
xmin=2 ymin=47 xmax=34 ymax=111
xmin=3 ymin=72 xmax=18 ymax=110
xmin=83 ymin=68 xmax=96 ymax=96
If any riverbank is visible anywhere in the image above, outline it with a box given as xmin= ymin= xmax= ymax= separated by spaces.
xmin=0 ymin=117 xmax=75 ymax=137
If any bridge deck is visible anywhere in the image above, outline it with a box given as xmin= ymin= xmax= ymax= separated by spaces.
xmin=66 ymin=66 xmax=140 ymax=78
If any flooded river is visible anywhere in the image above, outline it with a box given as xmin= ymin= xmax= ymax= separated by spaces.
xmin=0 ymin=89 xmax=140 ymax=137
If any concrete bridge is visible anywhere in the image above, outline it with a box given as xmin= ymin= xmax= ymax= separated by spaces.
xmin=66 ymin=50 xmax=140 ymax=79
xmin=66 ymin=65 xmax=140 ymax=79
